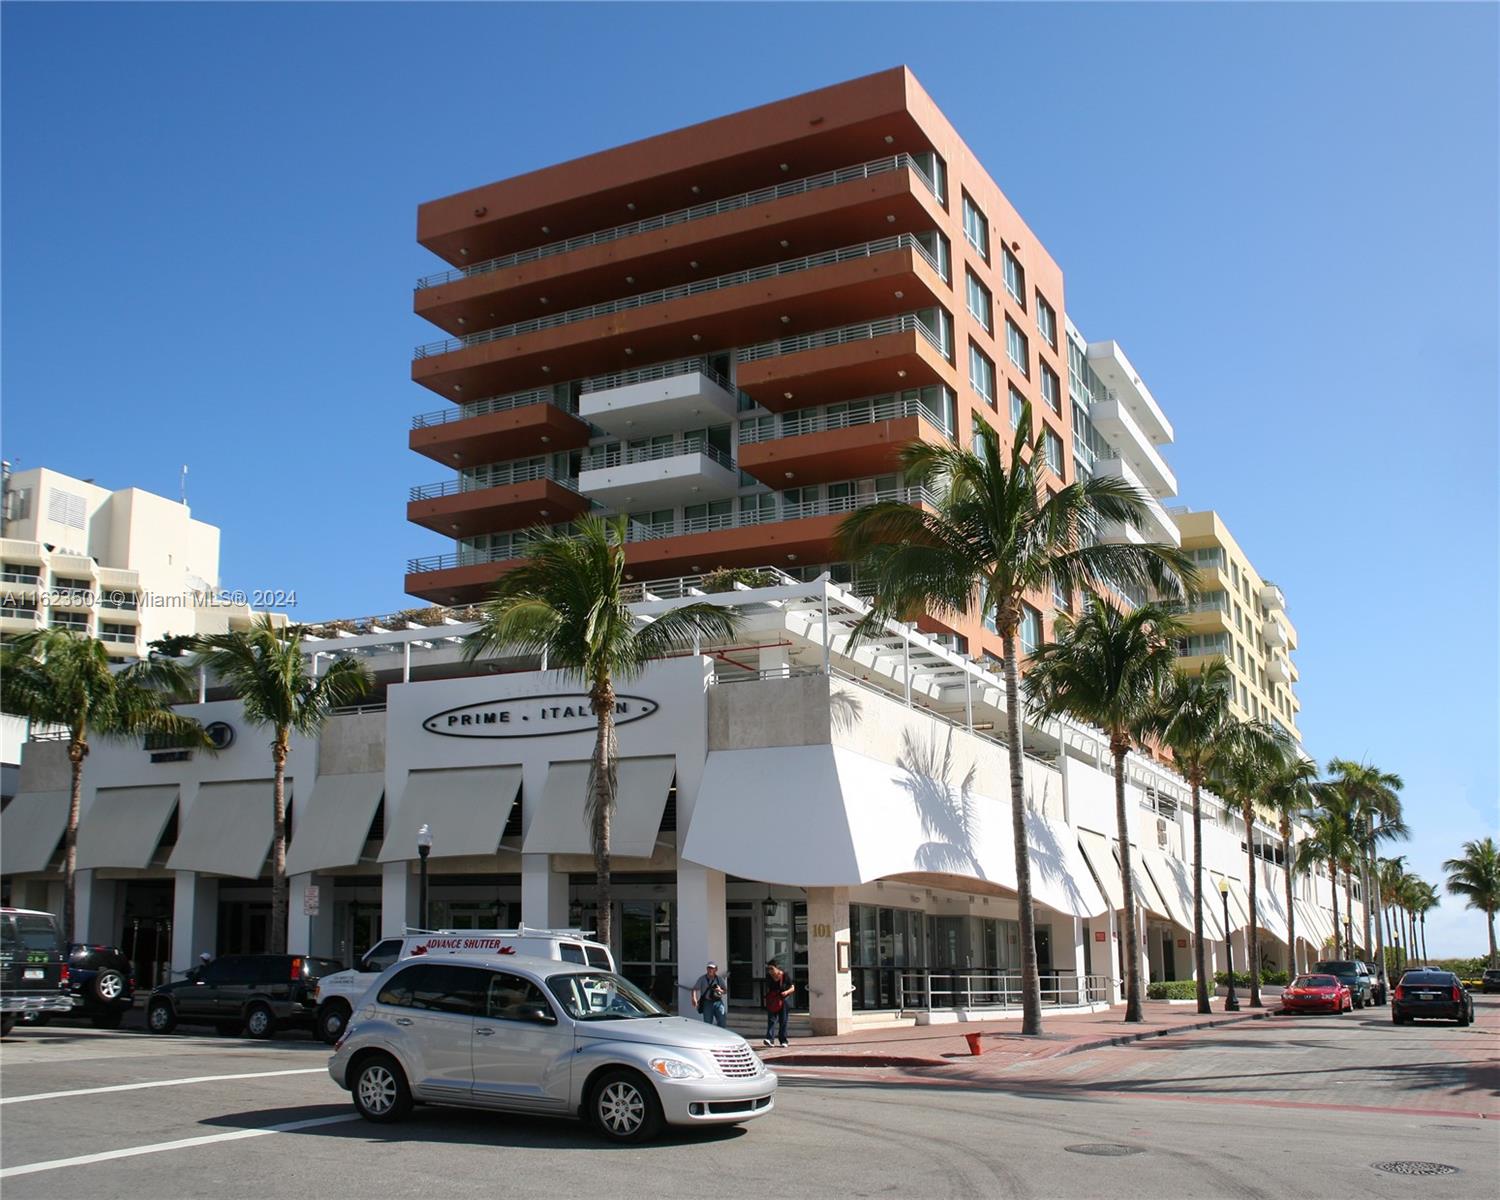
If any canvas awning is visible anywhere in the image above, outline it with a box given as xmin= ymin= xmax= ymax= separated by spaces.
xmin=0 ymin=791 xmax=69 ymax=874
xmin=1139 ymin=844 xmax=1194 ymax=930
xmin=76 ymin=786 xmax=179 ymax=870
xmin=1076 ymin=829 xmax=1170 ymax=922
xmin=684 ymin=745 xmax=1105 ymax=916
xmin=284 ymin=773 xmax=384 ymax=876
xmin=1209 ymin=873 xmax=1253 ymax=933
xmin=523 ymin=757 xmax=675 ymax=858
xmin=1295 ymin=898 xmax=1333 ymax=946
xmin=1253 ymin=875 xmax=1290 ymax=943
xmin=379 ymin=766 xmax=520 ymax=862
xmin=167 ymin=781 xmax=274 ymax=879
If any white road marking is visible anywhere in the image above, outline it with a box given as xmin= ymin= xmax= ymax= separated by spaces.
xmin=0 ymin=1114 xmax=360 ymax=1178
xmin=1 ymin=1067 xmax=327 ymax=1105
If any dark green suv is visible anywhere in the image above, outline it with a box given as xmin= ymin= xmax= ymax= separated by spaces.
xmin=1 ymin=908 xmax=73 ymax=1035
xmin=147 ymin=954 xmax=343 ymax=1039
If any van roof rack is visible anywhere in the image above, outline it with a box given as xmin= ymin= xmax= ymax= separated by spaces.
xmin=401 ymin=925 xmax=598 ymax=939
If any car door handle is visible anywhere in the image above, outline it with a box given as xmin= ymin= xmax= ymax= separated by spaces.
xmin=475 ymin=1027 xmax=495 ymax=1036
xmin=395 ymin=1017 xmax=413 ymax=1026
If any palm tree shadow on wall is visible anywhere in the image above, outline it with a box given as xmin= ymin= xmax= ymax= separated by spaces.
xmin=829 ymin=686 xmax=864 ymax=734
xmin=896 ymin=728 xmax=986 ymax=880
xmin=1023 ymin=770 xmax=1090 ymax=915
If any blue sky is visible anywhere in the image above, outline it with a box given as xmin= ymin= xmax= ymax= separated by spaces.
xmin=3 ymin=3 xmax=1496 ymax=952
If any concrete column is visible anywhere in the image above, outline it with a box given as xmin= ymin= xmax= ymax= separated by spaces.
xmin=676 ymin=861 xmax=727 ymax=1016
xmin=1069 ymin=917 xmax=1088 ymax=1004
xmin=286 ymin=873 xmax=337 ymax=956
xmin=74 ymin=872 xmax=120 ymax=945
xmin=807 ymin=886 xmax=853 ymax=1035
xmin=1106 ymin=907 xmax=1123 ymax=1003
xmin=521 ymin=853 xmax=568 ymax=930
xmin=171 ymin=871 xmax=217 ymax=977
xmin=380 ymin=860 xmax=420 ymax=939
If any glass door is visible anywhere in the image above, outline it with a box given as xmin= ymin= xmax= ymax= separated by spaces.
xmin=726 ymin=907 xmax=756 ymax=1003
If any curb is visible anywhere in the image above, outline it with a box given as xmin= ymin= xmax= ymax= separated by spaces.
xmin=1052 ymin=1008 xmax=1275 ymax=1057
xmin=763 ymin=1052 xmax=950 ymax=1069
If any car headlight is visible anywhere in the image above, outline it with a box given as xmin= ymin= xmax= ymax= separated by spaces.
xmin=648 ymin=1057 xmax=704 ymax=1080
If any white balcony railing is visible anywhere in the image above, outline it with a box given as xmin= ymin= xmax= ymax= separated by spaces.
xmin=735 ymin=312 xmax=945 ymax=364
xmin=738 ymin=393 xmax=948 ymax=444
xmin=409 ymin=461 xmax=579 ymax=502
xmin=411 ymin=385 xmax=577 ymax=431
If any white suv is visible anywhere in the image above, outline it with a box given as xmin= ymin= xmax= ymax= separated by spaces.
xmin=312 ymin=927 xmax=612 ymax=1044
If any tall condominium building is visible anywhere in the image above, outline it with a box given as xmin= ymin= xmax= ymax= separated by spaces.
xmin=1168 ymin=508 xmax=1301 ymax=741
xmin=405 ymin=68 xmax=1178 ymax=661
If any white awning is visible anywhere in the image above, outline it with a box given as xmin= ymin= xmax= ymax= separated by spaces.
xmin=1025 ymin=810 xmax=1108 ymax=919
xmin=524 ymin=757 xmax=675 ymax=858
xmin=76 ymin=786 xmax=179 ymax=870
xmin=1124 ymin=843 xmax=1172 ymax=923
xmin=1139 ymin=844 xmax=1194 ymax=930
xmin=0 ymin=791 xmax=69 ymax=874
xmin=1253 ymin=875 xmax=1290 ymax=943
xmin=1209 ymin=873 xmax=1252 ymax=933
xmin=167 ymin=781 xmax=274 ymax=879
xmin=1295 ymin=899 xmax=1333 ymax=946
xmin=284 ymin=773 xmax=384 ymax=876
xmin=1077 ymin=829 xmax=1124 ymax=911
xmin=380 ymin=766 xmax=520 ymax=862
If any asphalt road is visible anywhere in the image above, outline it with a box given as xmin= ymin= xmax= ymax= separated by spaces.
xmin=1 ymin=999 xmax=1494 ymax=1199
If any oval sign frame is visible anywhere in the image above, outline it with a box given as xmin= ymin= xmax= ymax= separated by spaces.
xmin=422 ymin=693 xmax=659 ymax=739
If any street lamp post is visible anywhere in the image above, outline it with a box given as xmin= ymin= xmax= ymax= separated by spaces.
xmin=1219 ymin=878 xmax=1240 ymax=1012
xmin=417 ymin=824 xmax=433 ymax=930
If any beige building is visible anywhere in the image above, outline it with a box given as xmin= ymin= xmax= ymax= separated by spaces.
xmin=1168 ymin=508 xmax=1300 ymax=741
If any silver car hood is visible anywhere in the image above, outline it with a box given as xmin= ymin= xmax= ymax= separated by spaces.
xmin=574 ymin=1015 xmax=747 ymax=1052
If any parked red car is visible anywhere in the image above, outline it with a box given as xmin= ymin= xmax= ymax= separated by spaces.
xmin=1281 ymin=973 xmax=1352 ymax=1014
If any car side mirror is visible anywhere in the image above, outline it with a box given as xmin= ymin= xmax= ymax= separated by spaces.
xmin=520 ymin=1003 xmax=555 ymax=1025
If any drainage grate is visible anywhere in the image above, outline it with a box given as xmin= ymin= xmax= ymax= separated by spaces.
xmin=1064 ymin=1144 xmax=1144 ymax=1157
xmin=1372 ymin=1162 xmax=1459 ymax=1176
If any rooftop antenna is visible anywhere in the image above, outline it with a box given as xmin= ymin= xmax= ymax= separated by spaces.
xmin=180 ymin=464 xmax=189 ymax=506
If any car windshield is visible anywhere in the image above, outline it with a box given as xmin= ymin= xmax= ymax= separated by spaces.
xmin=547 ymin=971 xmax=666 ymax=1021
xmin=1292 ymin=975 xmax=1337 ymax=988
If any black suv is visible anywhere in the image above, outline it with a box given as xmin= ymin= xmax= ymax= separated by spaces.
xmin=1313 ymin=960 xmax=1374 ymax=1009
xmin=1393 ymin=970 xmax=1474 ymax=1027
xmin=18 ymin=944 xmax=136 ymax=1029
xmin=1 ymin=908 xmax=74 ymax=1035
xmin=1481 ymin=968 xmax=1500 ymax=995
xmin=147 ymin=954 xmax=342 ymax=1039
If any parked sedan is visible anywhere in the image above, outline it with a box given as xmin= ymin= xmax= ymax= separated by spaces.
xmin=1392 ymin=970 xmax=1474 ymax=1027
xmin=1280 ymin=973 xmax=1351 ymax=1015
xmin=18 ymin=944 xmax=135 ymax=1029
xmin=1481 ymin=969 xmax=1500 ymax=995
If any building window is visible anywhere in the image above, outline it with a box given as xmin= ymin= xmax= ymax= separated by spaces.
xmin=1020 ymin=605 xmax=1043 ymax=656
xmin=965 ymin=270 xmax=993 ymax=332
xmin=1005 ymin=317 xmax=1030 ymax=377
xmin=1043 ymin=430 xmax=1064 ymax=476
xmin=911 ymin=151 xmax=946 ymax=205
xmin=914 ymin=230 xmax=951 ymax=282
xmin=918 ymin=307 xmax=954 ymax=361
xmin=971 ymin=413 xmax=994 ymax=454
xmin=1035 ymin=292 xmax=1057 ymax=348
xmin=1008 ymin=384 xmax=1026 ymax=430
xmin=1039 ymin=362 xmax=1061 ymax=413
xmin=1052 ymin=579 xmax=1072 ymax=614
xmin=1002 ymin=247 xmax=1026 ymax=307
xmin=962 ymin=193 xmax=989 ymax=261
xmin=968 ymin=343 xmax=996 ymax=406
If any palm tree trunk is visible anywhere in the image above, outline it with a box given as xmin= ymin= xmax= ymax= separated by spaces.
xmin=1370 ymin=850 xmax=1385 ymax=978
xmin=589 ymin=680 xmax=618 ymax=954
xmin=1281 ymin=816 xmax=1297 ymax=975
xmin=1419 ymin=914 xmax=1428 ymax=964
xmin=1112 ymin=741 xmax=1142 ymax=1023
xmin=64 ymin=734 xmax=86 ymax=942
xmin=1329 ymin=861 xmax=1340 ymax=958
xmin=1191 ymin=775 xmax=1210 ymax=1013
xmin=1487 ymin=913 xmax=1497 ymax=968
xmin=1242 ymin=800 xmax=1261 ymax=1006
xmin=1360 ymin=821 xmax=1374 ymax=954
xmin=269 ymin=729 xmax=289 ymax=955
xmin=1343 ymin=867 xmax=1355 ymax=957
xmin=1001 ymin=631 xmax=1042 ymax=1035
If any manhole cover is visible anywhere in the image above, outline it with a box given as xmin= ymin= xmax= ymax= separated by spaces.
xmin=1064 ymin=1144 xmax=1144 ymax=1157
xmin=1372 ymin=1162 xmax=1459 ymax=1176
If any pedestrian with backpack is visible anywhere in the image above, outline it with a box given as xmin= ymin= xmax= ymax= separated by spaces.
xmin=763 ymin=959 xmax=794 ymax=1046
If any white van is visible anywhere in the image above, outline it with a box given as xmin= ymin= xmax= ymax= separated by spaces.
xmin=312 ymin=927 xmax=612 ymax=1043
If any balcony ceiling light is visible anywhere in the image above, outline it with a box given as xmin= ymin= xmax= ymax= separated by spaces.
xmin=624 ymin=347 xmax=634 ymax=355
xmin=539 ymin=296 xmax=548 ymax=304
xmin=783 ymin=391 xmax=794 ymax=400
xmin=784 ymin=471 xmax=794 ymax=479
xmin=539 ymin=509 xmax=550 ymax=517
xmin=886 ymin=214 xmax=896 ymax=223
xmin=689 ymin=260 xmax=699 ymax=269
xmin=459 ymin=248 xmax=469 ymax=256
xmin=627 ymin=202 xmax=636 ymax=211
xmin=691 ymin=333 xmax=702 ymax=342
xmin=779 ymin=163 xmax=789 ymax=171
xmin=540 ymin=365 xmax=551 ymax=372
xmin=786 ymin=553 xmax=798 ymax=561
xmin=884 ymin=135 xmax=895 ymax=144
xmin=625 ymin=275 xmax=635 ymax=284
xmin=779 ymin=239 xmax=789 ymax=248
xmin=451 ymin=453 xmax=461 ymax=461
xmin=541 ymin=225 xmax=550 ymax=234
xmin=779 ymin=315 xmax=791 ymax=324
xmin=897 ymin=369 xmax=907 ymax=378
xmin=452 ymin=385 xmax=463 ymax=392
xmin=456 ymin=317 xmax=466 ymax=324
xmin=450 ymin=524 xmax=460 ymax=532
xmin=540 ymin=435 xmax=551 ymax=443
xmin=894 ymin=290 xmax=904 ymax=299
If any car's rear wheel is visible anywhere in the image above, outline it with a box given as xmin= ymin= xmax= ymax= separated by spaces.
xmin=0 ymin=1015 xmax=15 ymax=1037
xmin=590 ymin=1069 xmax=663 ymax=1143
xmin=351 ymin=1054 xmax=412 ymax=1124
xmin=18 ymin=1011 xmax=50 ymax=1027
xmin=90 ymin=1010 xmax=124 ymax=1030
xmin=93 ymin=970 xmax=126 ymax=1005
xmin=244 ymin=1003 xmax=276 ymax=1039
xmin=318 ymin=1001 xmax=350 ymax=1045
xmin=1457 ymin=1009 xmax=1471 ymax=1027
xmin=147 ymin=999 xmax=177 ymax=1034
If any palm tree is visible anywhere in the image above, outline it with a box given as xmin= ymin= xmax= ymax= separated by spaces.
xmin=1398 ymin=871 xmax=1424 ymax=965
xmin=1023 ymin=597 xmax=1182 ymax=1023
xmin=1326 ymin=760 xmax=1403 ymax=972
xmin=1 ymin=629 xmax=205 ymax=939
xmin=1379 ymin=856 xmax=1409 ymax=972
xmin=463 ymin=516 xmax=741 ymax=952
xmin=837 ymin=412 xmax=1191 ymax=1034
xmin=1296 ymin=786 xmax=1358 ymax=959
xmin=193 ymin=617 xmax=371 ymax=954
xmin=1444 ymin=837 xmax=1500 ymax=966
xmin=1260 ymin=751 xmax=1319 ymax=973
xmin=1411 ymin=880 xmax=1438 ymax=964
xmin=1151 ymin=661 xmax=1235 ymax=1013
xmin=1209 ymin=720 xmax=1288 ymax=1007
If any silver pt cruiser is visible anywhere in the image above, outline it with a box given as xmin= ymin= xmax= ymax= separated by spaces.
xmin=329 ymin=953 xmax=776 ymax=1142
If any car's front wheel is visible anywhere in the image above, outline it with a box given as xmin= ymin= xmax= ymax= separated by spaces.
xmin=590 ymin=1069 xmax=663 ymax=1143
xmin=351 ymin=1054 xmax=413 ymax=1124
xmin=146 ymin=999 xmax=177 ymax=1034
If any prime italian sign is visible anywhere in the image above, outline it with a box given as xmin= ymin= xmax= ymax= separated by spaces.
xmin=422 ymin=694 xmax=659 ymax=738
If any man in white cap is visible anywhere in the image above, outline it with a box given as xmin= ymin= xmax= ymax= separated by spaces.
xmin=691 ymin=961 xmax=728 ymax=1027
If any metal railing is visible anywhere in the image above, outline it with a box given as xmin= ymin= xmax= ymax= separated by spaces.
xmin=409 ymin=461 xmax=578 ymax=502
xmin=738 ymin=394 xmax=947 ymax=444
xmin=99 ymin=629 xmax=138 ymax=645
xmin=579 ymin=357 xmax=732 ymax=395
xmin=330 ymin=702 xmax=389 ymax=716
xmin=896 ymin=970 xmax=1113 ymax=1012
xmin=414 ymin=153 xmax=939 ymax=289
xmin=0 ymin=571 xmax=41 ymax=585
xmin=735 ymin=312 xmax=945 ymax=364
xmin=0 ymin=606 xmax=39 ymax=620
xmin=411 ymin=385 xmax=576 ymax=430
xmin=414 ymin=234 xmax=941 ymax=359
xmin=580 ymin=440 xmax=734 ymax=473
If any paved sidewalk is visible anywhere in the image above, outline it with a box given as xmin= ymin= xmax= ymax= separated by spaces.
xmin=760 ymin=999 xmax=1276 ymax=1070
